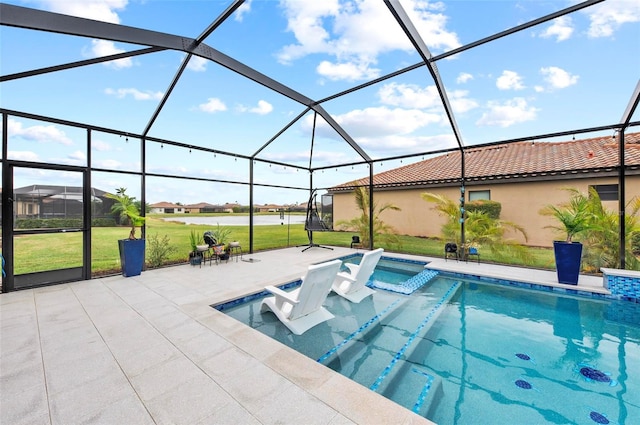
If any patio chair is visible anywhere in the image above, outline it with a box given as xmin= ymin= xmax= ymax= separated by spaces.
xmin=444 ymin=243 xmax=458 ymax=261
xmin=331 ymin=248 xmax=383 ymax=303
xmin=350 ymin=235 xmax=362 ymax=249
xmin=212 ymin=243 xmax=229 ymax=265
xmin=260 ymin=259 xmax=342 ymax=335
xmin=467 ymin=246 xmax=480 ymax=263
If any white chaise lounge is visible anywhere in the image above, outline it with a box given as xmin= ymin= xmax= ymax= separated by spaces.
xmin=332 ymin=248 xmax=384 ymax=303
xmin=260 ymin=259 xmax=342 ymax=335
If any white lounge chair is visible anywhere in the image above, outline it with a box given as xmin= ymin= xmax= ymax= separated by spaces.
xmin=332 ymin=248 xmax=384 ymax=303
xmin=260 ymin=259 xmax=342 ymax=335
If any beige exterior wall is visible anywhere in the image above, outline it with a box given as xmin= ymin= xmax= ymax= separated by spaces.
xmin=332 ymin=175 xmax=640 ymax=248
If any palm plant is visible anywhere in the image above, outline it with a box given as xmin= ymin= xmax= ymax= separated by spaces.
xmin=539 ymin=188 xmax=593 ymax=243
xmin=580 ymin=188 xmax=640 ymax=271
xmin=105 ymin=187 xmax=145 ymax=239
xmin=336 ymin=186 xmax=401 ymax=248
xmin=422 ymin=192 xmax=532 ymax=263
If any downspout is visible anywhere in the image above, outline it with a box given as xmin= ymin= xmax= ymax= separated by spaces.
xmin=369 ymin=164 xmax=374 ymax=250
xmin=460 ymin=151 xmax=466 ymax=253
xmin=249 ymin=159 xmax=254 ymax=254
xmin=617 ymin=79 xmax=640 ymax=268
xmin=618 ymin=128 xmax=625 ymax=269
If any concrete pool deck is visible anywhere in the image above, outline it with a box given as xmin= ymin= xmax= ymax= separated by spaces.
xmin=0 ymin=247 xmax=608 ymax=424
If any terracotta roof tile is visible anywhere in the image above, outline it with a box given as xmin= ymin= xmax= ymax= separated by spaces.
xmin=150 ymin=201 xmax=181 ymax=208
xmin=331 ymin=132 xmax=640 ymax=190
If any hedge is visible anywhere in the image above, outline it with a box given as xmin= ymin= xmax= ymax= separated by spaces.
xmin=15 ymin=218 xmax=117 ymax=229
xmin=466 ymin=199 xmax=501 ymax=219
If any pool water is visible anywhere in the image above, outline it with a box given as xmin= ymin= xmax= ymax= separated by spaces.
xmin=217 ymin=266 xmax=640 ymax=424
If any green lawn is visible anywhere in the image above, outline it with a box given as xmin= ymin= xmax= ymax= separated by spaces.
xmin=11 ymin=214 xmax=556 ymax=276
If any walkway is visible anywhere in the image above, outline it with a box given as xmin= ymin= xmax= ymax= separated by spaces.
xmin=0 ymin=247 xmax=606 ymax=424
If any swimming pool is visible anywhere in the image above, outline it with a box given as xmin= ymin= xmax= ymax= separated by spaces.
xmin=215 ymin=258 xmax=640 ymax=424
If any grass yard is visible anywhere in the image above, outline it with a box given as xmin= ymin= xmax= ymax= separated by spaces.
xmin=10 ymin=214 xmax=556 ymax=276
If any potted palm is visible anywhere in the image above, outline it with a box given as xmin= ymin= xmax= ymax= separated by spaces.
xmin=540 ymin=189 xmax=593 ymax=285
xmin=211 ymin=223 xmax=232 ymax=261
xmin=106 ymin=187 xmax=146 ymax=277
xmin=188 ymin=229 xmax=206 ymax=266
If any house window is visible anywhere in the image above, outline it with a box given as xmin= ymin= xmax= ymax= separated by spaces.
xmin=591 ymin=184 xmax=618 ymax=201
xmin=469 ymin=190 xmax=490 ymax=201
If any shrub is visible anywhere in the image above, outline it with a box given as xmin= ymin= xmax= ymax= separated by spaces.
xmin=146 ymin=233 xmax=176 ymax=268
xmin=466 ymin=199 xmax=501 ymax=219
xmin=633 ymin=232 xmax=640 ymax=256
xmin=92 ymin=218 xmax=117 ymax=227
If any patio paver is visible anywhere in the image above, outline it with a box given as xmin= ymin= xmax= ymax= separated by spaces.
xmin=1 ymin=247 xmax=608 ymax=424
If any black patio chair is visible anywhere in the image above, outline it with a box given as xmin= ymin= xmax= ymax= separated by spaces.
xmin=444 ymin=243 xmax=458 ymax=261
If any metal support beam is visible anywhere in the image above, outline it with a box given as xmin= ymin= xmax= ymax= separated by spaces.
xmin=384 ymin=0 xmax=464 ymax=151
xmin=616 ymin=80 xmax=640 ymax=269
xmin=313 ymin=105 xmax=371 ymax=162
xmin=142 ymin=0 xmax=245 ymax=136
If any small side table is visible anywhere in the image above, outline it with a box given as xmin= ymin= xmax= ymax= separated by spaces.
xmin=228 ymin=241 xmax=242 ymax=262
xmin=196 ymin=245 xmax=211 ymax=267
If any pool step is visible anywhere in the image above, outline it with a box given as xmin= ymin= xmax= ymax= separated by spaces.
xmin=369 ymin=269 xmax=439 ymax=294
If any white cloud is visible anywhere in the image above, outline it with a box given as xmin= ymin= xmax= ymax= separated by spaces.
xmin=93 ymin=159 xmax=123 ymax=169
xmin=8 ymin=151 xmax=40 ymax=161
xmin=277 ymin=0 xmax=460 ymax=81
xmin=90 ymin=39 xmax=132 ymax=69
xmin=534 ymin=85 xmax=545 ymax=93
xmin=540 ymin=66 xmax=579 ymax=89
xmin=104 ymin=88 xmax=164 ymax=100
xmin=262 ymin=149 xmax=345 ymax=165
xmin=237 ymin=100 xmax=274 ymax=115
xmin=377 ymin=82 xmax=477 ymax=114
xmin=198 ymin=98 xmax=227 ymax=113
xmin=307 ymin=106 xmax=441 ymax=142
xmin=378 ymin=83 xmax=442 ymax=109
xmin=539 ymin=16 xmax=573 ymax=42
xmin=7 ymin=119 xmax=73 ymax=145
xmin=586 ymin=0 xmax=640 ymax=38
xmin=187 ymin=56 xmax=208 ymax=72
xmin=496 ymin=70 xmax=525 ymax=90
xmin=234 ymin=0 xmax=252 ymax=22
xmin=37 ymin=2 xmax=133 ymax=68
xmin=36 ymin=0 xmax=127 ymax=24
xmin=91 ymin=139 xmax=112 ymax=152
xmin=449 ymin=90 xmax=479 ymax=113
xmin=354 ymin=133 xmax=454 ymax=156
xmin=317 ymin=60 xmax=380 ymax=81
xmin=456 ymin=72 xmax=473 ymax=84
xmin=68 ymin=151 xmax=86 ymax=161
xmin=476 ymin=98 xmax=539 ymax=128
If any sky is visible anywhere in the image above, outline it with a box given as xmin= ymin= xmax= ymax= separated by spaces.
xmin=1 ymin=0 xmax=639 ymax=206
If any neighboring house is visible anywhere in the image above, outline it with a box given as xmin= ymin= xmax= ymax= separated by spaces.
xmin=149 ymin=202 xmax=185 ymax=214
xmin=183 ymin=202 xmax=223 ymax=213
xmin=329 ymin=133 xmax=640 ymax=247
xmin=255 ymin=204 xmax=285 ymax=212
xmin=12 ymin=185 xmax=110 ymax=218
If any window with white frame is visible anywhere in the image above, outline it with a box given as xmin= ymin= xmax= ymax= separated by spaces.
xmin=469 ymin=190 xmax=490 ymax=201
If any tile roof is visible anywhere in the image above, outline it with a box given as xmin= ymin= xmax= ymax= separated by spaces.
xmin=331 ymin=132 xmax=640 ymax=191
xmin=150 ymin=201 xmax=181 ymax=208
xmin=184 ymin=202 xmax=217 ymax=209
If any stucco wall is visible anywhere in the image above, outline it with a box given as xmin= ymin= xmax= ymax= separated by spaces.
xmin=332 ymin=176 xmax=640 ymax=248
